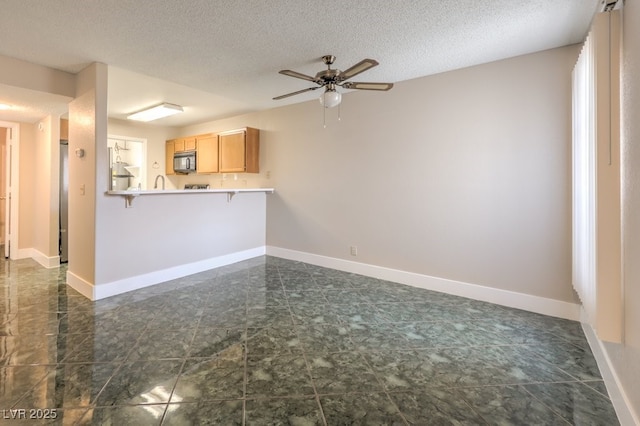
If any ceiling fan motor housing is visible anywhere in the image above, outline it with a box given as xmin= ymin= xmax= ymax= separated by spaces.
xmin=315 ymin=69 xmax=341 ymax=83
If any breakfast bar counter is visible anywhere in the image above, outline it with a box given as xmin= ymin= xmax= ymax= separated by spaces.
xmin=106 ymin=187 xmax=275 ymax=207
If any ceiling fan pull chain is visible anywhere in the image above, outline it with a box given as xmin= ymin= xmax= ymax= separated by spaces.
xmin=323 ymin=104 xmax=327 ymax=128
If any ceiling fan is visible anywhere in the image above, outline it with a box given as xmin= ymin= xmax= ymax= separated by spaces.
xmin=273 ymin=55 xmax=394 ymax=108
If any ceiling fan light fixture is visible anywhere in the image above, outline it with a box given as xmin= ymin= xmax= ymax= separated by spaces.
xmin=319 ymin=89 xmax=341 ymax=108
xmin=274 ymin=55 xmax=392 ymax=115
xmin=127 ymin=103 xmax=183 ymax=122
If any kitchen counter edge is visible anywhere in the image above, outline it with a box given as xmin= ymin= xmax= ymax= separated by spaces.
xmin=107 ymin=188 xmax=275 ymax=196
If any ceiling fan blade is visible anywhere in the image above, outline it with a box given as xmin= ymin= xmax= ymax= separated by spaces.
xmin=272 ymin=86 xmax=320 ymax=100
xmin=342 ymin=81 xmax=394 ymax=91
xmin=339 ymin=59 xmax=379 ymax=80
xmin=279 ymin=69 xmax=318 ymax=82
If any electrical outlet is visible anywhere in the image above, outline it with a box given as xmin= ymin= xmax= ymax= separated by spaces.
xmin=350 ymin=246 xmax=358 ymax=256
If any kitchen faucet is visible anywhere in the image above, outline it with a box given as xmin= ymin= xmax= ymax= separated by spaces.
xmin=154 ymin=175 xmax=165 ymax=190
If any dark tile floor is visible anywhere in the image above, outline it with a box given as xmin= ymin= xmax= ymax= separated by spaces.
xmin=0 ymin=256 xmax=619 ymax=425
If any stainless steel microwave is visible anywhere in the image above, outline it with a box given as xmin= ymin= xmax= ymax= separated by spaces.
xmin=173 ymin=151 xmax=196 ymax=173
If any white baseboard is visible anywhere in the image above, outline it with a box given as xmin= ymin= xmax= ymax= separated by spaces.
xmin=266 ymin=246 xmax=581 ymax=321
xmin=15 ymin=248 xmax=60 ymax=268
xmin=66 ymin=270 xmax=95 ymax=300
xmin=68 ymin=247 xmax=266 ymax=301
xmin=582 ymin=321 xmax=639 ymax=426
xmin=14 ymin=248 xmax=31 ymax=260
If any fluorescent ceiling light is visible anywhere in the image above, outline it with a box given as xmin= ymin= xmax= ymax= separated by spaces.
xmin=0 ymin=103 xmax=11 ymax=110
xmin=127 ymin=103 xmax=183 ymax=122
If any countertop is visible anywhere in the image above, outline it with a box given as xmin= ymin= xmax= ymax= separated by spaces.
xmin=106 ymin=187 xmax=274 ymax=207
xmin=107 ymin=187 xmax=274 ymax=196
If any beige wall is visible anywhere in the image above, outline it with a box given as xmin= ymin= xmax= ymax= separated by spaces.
xmin=186 ymin=45 xmax=579 ymax=303
xmin=17 ymin=123 xmax=35 ymax=250
xmin=67 ymin=63 xmax=107 ymax=284
xmin=0 ymin=54 xmax=75 ymax=98
xmin=604 ymin=2 xmax=640 ymax=420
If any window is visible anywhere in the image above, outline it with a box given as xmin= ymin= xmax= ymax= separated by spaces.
xmin=571 ymin=10 xmax=622 ymax=343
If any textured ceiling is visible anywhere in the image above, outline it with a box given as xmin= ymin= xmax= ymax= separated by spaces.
xmin=0 ymin=0 xmax=600 ymax=126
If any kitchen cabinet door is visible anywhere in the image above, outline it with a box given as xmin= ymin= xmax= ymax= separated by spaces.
xmin=165 ymin=140 xmax=175 ymax=175
xmin=184 ymin=137 xmax=197 ymax=151
xmin=219 ymin=131 xmax=245 ymax=172
xmin=219 ymin=128 xmax=259 ymax=173
xmin=196 ymin=135 xmax=218 ymax=173
xmin=244 ymin=127 xmax=259 ymax=173
xmin=174 ymin=138 xmax=185 ymax=152
xmin=174 ymin=136 xmax=198 ymax=153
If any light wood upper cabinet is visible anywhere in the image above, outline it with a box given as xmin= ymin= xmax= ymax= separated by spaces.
xmin=219 ymin=127 xmax=259 ymax=173
xmin=196 ymin=134 xmax=219 ymax=174
xmin=173 ymin=136 xmax=197 ymax=153
xmin=219 ymin=131 xmax=245 ymax=173
xmin=165 ymin=140 xmax=176 ymax=175
xmin=184 ymin=137 xmax=197 ymax=151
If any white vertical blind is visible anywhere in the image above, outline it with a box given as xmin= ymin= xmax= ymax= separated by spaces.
xmin=572 ymin=33 xmax=597 ymax=325
xmin=572 ymin=11 xmax=622 ymax=343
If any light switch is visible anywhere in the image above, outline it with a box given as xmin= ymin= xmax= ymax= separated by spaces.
xmin=80 ymin=184 xmax=85 ymax=195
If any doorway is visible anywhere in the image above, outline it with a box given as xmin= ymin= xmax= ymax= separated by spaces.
xmin=108 ymin=136 xmax=147 ymax=190
xmin=59 ymin=140 xmax=69 ymax=263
